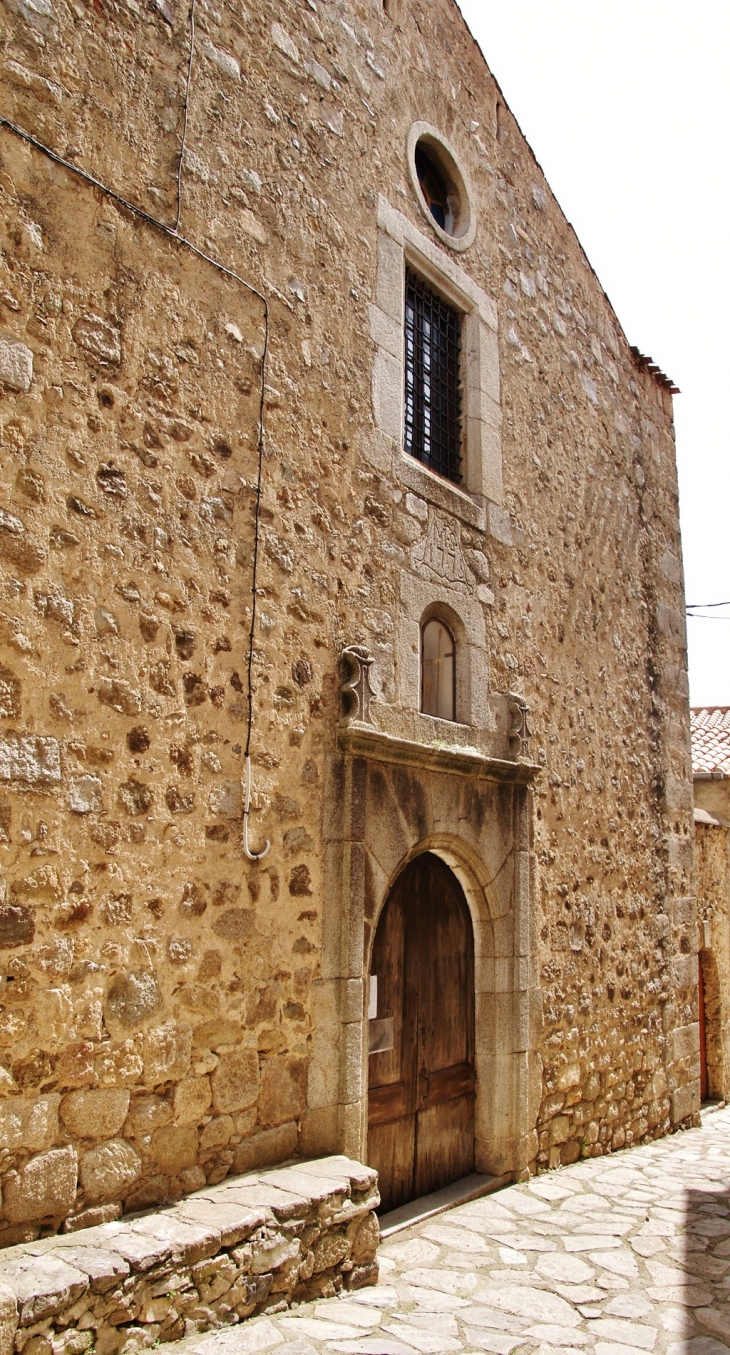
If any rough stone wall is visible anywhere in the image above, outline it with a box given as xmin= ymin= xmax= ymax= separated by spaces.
xmin=0 ymin=0 xmax=695 ymax=1237
xmin=695 ymin=819 xmax=730 ymax=1099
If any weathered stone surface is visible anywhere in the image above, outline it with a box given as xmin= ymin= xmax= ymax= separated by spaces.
xmin=199 ymin=37 xmax=241 ymax=81
xmin=60 ymin=1089 xmax=130 ymax=1140
xmin=143 ymin=1022 xmax=192 ymax=1084
xmin=96 ymin=678 xmax=142 ymax=716
xmin=0 ymin=666 xmax=21 ymax=719
xmin=211 ymin=908 xmax=255 ymax=941
xmin=211 ymin=1047 xmax=260 ymax=1114
xmin=207 ymin=781 xmax=243 ymax=818
xmin=0 ymin=1284 xmax=18 ymax=1355
xmin=149 ymin=1124 xmax=198 ymax=1172
xmin=351 ymin=1210 xmax=379 ymax=1263
xmin=232 ymin=1122 xmax=299 ymax=1175
xmin=258 ymin=1056 xmax=307 ymax=1128
xmin=173 ymin=1075 xmax=211 ymax=1125
xmin=200 ymin=1113 xmax=234 ymax=1150
xmin=173 ymin=1198 xmax=263 ymax=1247
xmin=311 ymin=1229 xmax=349 ymax=1272
xmin=62 ymin=1202 xmax=122 ymax=1232
xmin=2 ymin=1147 xmax=78 ymax=1223
xmin=97 ymin=1226 xmax=171 ymax=1272
xmin=0 ymin=735 xmax=60 ymax=784
xmin=68 ymin=776 xmax=103 ymax=814
xmin=0 ymin=1095 xmax=60 ymax=1152
xmin=105 ymin=973 xmax=163 ymax=1029
xmin=78 ymin=1140 xmax=141 ymax=1203
xmin=193 ymin=1018 xmax=243 ymax=1050
xmin=129 ymin=1093 xmax=171 ymax=1134
xmin=0 ymin=1254 xmax=88 ymax=1327
xmin=47 ymin=1247 xmax=128 ymax=1293
xmin=117 ymin=779 xmax=153 ymax=814
xmin=693 ymin=775 xmax=730 ymax=1099
xmin=0 ymin=336 xmax=33 ymax=391
xmin=0 ymin=903 xmax=34 ymax=948
xmin=71 ymin=315 xmax=121 ymax=365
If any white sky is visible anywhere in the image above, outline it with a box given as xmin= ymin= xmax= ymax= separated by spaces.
xmin=456 ymin=0 xmax=730 ymax=707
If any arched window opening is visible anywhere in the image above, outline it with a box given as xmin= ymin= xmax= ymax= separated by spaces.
xmin=421 ymin=618 xmax=455 ymax=721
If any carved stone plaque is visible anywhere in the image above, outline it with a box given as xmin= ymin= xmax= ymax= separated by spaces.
xmin=412 ymin=513 xmax=468 ymax=585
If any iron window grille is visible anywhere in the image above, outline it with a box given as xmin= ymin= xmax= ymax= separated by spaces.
xmin=404 ymin=268 xmax=463 ymax=484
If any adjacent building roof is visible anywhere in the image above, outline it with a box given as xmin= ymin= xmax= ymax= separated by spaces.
xmin=691 ymin=707 xmax=730 ymax=778
xmin=694 ymin=806 xmax=729 ymax=827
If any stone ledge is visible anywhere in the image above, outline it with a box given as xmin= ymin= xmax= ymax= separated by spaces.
xmin=339 ymin=724 xmax=542 ymax=784
xmin=0 ymin=1156 xmax=379 ymax=1355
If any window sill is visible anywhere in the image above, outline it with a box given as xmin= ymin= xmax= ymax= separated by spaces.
xmin=398 ymin=452 xmax=485 ymax=530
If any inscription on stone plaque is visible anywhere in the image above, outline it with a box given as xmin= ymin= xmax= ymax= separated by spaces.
xmin=412 ymin=513 xmax=468 ymax=585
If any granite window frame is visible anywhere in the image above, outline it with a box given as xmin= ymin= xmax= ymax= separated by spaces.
xmin=406 ymin=121 xmax=477 ymax=253
xmin=421 ymin=615 xmax=457 ymax=722
xmin=370 ymin=195 xmax=507 ymax=540
xmin=404 ymin=266 xmax=464 ymax=485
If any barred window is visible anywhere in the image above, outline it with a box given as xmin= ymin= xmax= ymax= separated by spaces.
xmin=404 ymin=269 xmax=462 ymax=485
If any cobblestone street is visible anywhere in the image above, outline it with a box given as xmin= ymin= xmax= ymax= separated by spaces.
xmin=165 ymin=1106 xmax=730 ymax=1355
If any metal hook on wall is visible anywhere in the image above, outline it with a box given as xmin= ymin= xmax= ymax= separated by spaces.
xmin=242 ymin=755 xmax=270 ymax=862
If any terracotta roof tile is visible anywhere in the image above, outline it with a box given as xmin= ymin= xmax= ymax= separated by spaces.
xmin=690 ymin=706 xmax=730 ymax=777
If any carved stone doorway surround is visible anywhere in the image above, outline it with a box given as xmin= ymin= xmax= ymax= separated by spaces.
xmin=304 ymin=725 xmax=543 ymax=1181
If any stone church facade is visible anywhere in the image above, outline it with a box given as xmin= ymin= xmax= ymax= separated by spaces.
xmin=0 ymin=0 xmax=696 ymax=1241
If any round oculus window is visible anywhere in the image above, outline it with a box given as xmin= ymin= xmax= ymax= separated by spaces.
xmin=407 ymin=122 xmax=476 ymax=252
xmin=415 ymin=145 xmax=454 ymax=235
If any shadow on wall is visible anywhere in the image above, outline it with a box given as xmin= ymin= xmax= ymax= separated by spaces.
xmin=680 ymin=1187 xmax=730 ymax=1351
xmin=700 ymin=950 xmax=729 ymax=1103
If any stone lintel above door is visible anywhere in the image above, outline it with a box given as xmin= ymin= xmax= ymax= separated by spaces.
xmin=339 ymin=723 xmax=541 ymax=785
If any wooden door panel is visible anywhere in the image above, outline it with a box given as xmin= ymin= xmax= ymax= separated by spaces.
xmin=421 ymin=1061 xmax=475 ymax=1108
xmin=368 ymin=1116 xmax=415 ymax=1214
xmin=368 ymin=874 xmax=412 ymax=1092
xmin=418 ymin=859 xmax=474 ymax=1075
xmin=368 ymin=1080 xmax=409 ymax=1126
xmin=368 ymin=852 xmax=475 ymax=1212
xmin=414 ymin=1094 xmax=475 ymax=1199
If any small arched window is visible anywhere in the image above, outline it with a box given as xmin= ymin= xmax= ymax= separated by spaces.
xmin=421 ymin=618 xmax=455 ymax=722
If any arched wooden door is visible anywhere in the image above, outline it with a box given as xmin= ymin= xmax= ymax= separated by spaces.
xmin=367 ymin=852 xmax=475 ymax=1213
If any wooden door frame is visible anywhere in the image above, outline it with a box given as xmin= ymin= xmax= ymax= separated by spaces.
xmin=306 ymin=745 xmax=543 ymax=1182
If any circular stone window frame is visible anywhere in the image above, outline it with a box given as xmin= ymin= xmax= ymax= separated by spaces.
xmin=406 ymin=121 xmax=476 ymax=253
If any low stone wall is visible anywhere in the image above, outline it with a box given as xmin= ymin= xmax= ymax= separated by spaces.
xmin=0 ymin=1156 xmax=379 ymax=1355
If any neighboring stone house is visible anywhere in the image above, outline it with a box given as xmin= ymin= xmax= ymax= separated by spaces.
xmin=692 ymin=707 xmax=730 ymax=1101
xmin=0 ymin=0 xmax=696 ymax=1243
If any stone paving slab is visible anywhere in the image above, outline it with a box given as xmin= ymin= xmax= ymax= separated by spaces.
xmin=157 ymin=1106 xmax=730 ymax=1355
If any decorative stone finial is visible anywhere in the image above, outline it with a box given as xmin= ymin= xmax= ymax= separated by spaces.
xmin=341 ymin=646 xmax=376 ymax=725
xmin=508 ymin=692 xmax=531 ymax=761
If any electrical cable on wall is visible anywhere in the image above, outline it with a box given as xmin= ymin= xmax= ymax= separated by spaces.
xmin=0 ymin=6 xmax=271 ymax=859
xmin=686 ymin=601 xmax=730 ymax=622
